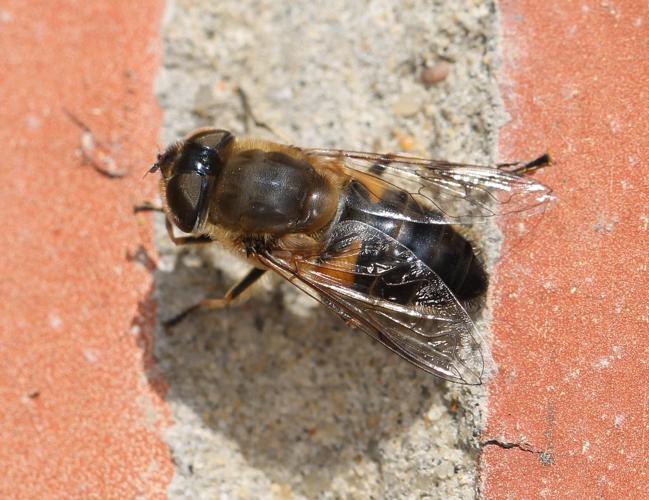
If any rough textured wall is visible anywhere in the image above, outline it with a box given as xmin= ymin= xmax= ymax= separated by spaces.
xmin=154 ymin=1 xmax=503 ymax=497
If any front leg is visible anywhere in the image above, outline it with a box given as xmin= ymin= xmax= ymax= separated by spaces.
xmin=133 ymin=201 xmax=164 ymax=214
xmin=164 ymin=218 xmax=212 ymax=246
xmin=134 ymin=203 xmax=211 ymax=245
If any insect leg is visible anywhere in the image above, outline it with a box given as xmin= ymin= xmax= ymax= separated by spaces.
xmin=164 ymin=218 xmax=212 ymax=245
xmin=497 ymin=153 xmax=552 ymax=175
xmin=133 ymin=201 xmax=164 ymax=213
xmin=134 ymin=205 xmax=210 ymax=245
xmin=164 ymin=267 xmax=267 ymax=327
xmin=512 ymin=153 xmax=552 ymax=175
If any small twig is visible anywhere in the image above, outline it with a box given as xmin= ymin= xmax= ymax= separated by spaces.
xmin=63 ymin=107 xmax=127 ymax=179
xmin=236 ymin=86 xmax=289 ymax=141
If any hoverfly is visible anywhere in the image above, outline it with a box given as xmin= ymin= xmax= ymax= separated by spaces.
xmin=149 ymin=128 xmax=552 ymax=385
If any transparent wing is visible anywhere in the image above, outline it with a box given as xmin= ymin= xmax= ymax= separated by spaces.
xmin=259 ymin=220 xmax=486 ymax=384
xmin=306 ymin=149 xmax=553 ymax=224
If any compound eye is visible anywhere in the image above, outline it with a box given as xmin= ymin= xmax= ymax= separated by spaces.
xmin=190 ymin=129 xmax=233 ymax=150
xmin=166 ymin=173 xmax=206 ymax=233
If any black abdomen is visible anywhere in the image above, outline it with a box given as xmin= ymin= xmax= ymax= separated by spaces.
xmin=339 ymin=181 xmax=488 ymax=302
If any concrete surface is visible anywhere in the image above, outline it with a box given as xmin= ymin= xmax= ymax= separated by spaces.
xmin=483 ymin=0 xmax=649 ymax=497
xmin=154 ymin=0 xmax=503 ymax=498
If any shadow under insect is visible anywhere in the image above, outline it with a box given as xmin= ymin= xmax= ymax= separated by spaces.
xmin=149 ymin=251 xmax=448 ymax=492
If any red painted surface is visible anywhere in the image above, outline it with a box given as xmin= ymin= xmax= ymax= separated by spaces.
xmin=484 ymin=1 xmax=649 ymax=497
xmin=0 ymin=1 xmax=173 ymax=498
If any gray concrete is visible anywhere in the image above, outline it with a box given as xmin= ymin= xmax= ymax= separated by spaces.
xmin=154 ymin=1 xmax=504 ymax=497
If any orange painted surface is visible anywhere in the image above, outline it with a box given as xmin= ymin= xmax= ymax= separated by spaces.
xmin=484 ymin=1 xmax=649 ymax=497
xmin=0 ymin=1 xmax=173 ymax=498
